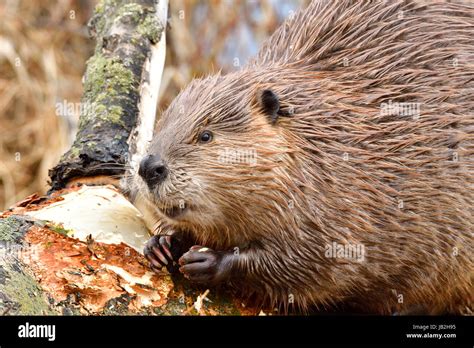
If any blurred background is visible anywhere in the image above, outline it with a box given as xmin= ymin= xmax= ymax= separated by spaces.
xmin=0 ymin=0 xmax=306 ymax=211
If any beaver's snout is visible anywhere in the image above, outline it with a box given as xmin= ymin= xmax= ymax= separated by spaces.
xmin=138 ymin=154 xmax=168 ymax=188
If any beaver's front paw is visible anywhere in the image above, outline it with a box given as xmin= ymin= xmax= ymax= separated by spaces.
xmin=178 ymin=246 xmax=232 ymax=285
xmin=144 ymin=234 xmax=183 ymax=274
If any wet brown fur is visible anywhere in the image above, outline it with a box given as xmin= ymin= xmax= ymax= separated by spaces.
xmin=134 ymin=0 xmax=474 ymax=314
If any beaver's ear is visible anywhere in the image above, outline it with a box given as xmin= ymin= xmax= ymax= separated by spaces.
xmin=258 ymin=89 xmax=280 ymax=124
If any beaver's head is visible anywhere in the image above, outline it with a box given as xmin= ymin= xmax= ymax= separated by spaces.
xmin=135 ymin=72 xmax=299 ymax=245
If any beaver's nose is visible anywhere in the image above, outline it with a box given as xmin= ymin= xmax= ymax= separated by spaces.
xmin=138 ymin=154 xmax=168 ymax=187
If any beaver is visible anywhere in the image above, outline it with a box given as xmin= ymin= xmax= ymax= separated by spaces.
xmin=131 ymin=0 xmax=474 ymax=314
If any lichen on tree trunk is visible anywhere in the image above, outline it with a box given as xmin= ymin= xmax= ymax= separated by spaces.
xmin=49 ymin=0 xmax=166 ymax=191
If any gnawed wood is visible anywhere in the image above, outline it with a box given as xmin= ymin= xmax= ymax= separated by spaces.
xmin=1 ymin=191 xmax=258 ymax=315
xmin=25 ymin=185 xmax=150 ymax=253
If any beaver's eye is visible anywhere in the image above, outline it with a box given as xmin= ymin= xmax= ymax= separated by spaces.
xmin=198 ymin=130 xmax=213 ymax=143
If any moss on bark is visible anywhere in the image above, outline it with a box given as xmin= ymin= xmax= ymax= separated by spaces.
xmin=49 ymin=0 xmax=165 ymax=191
xmin=0 ymin=216 xmax=55 ymax=315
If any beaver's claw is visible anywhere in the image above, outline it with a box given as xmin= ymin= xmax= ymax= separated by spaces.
xmin=144 ymin=234 xmax=181 ymax=273
xmin=178 ymin=245 xmax=232 ymax=285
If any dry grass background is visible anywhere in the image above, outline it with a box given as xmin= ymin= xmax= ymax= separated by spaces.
xmin=0 ymin=0 xmax=94 ymax=210
xmin=0 ymin=0 xmax=302 ymax=211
